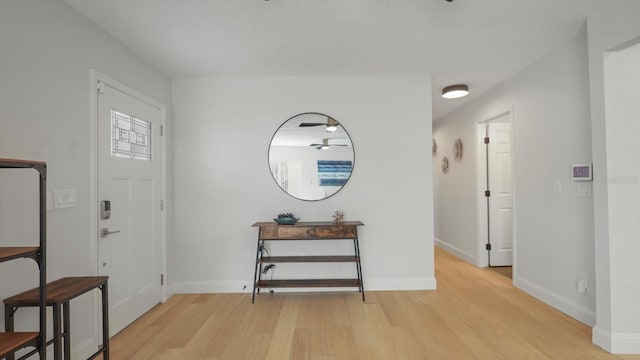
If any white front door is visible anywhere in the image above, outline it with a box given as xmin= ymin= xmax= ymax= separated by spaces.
xmin=97 ymin=82 xmax=163 ymax=336
xmin=486 ymin=119 xmax=513 ymax=266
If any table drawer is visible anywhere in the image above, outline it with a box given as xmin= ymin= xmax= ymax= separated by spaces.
xmin=275 ymin=225 xmax=356 ymax=239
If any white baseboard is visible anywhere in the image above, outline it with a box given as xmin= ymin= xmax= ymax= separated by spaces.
xmin=513 ymin=276 xmax=595 ymax=326
xmin=172 ymin=277 xmax=437 ymax=294
xmin=365 ymin=277 xmax=437 ymax=291
xmin=593 ymin=326 xmax=613 ymax=353
xmin=593 ymin=326 xmax=640 ymax=354
xmin=172 ymin=280 xmax=249 ymax=294
xmin=434 ymin=238 xmax=477 ymax=265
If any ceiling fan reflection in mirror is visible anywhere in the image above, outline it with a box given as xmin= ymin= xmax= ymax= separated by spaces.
xmin=310 ymin=138 xmax=349 ymax=150
xmin=299 ymin=116 xmax=340 ymax=132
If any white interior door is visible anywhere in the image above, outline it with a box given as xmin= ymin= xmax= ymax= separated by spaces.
xmin=98 ymin=82 xmax=162 ymax=336
xmin=487 ymin=120 xmax=513 ymax=266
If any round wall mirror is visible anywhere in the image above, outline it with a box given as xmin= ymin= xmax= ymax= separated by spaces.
xmin=268 ymin=112 xmax=355 ymax=201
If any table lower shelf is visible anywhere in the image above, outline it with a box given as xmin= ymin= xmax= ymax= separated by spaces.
xmin=261 ymin=256 xmax=357 ymax=263
xmin=256 ymin=279 xmax=360 ymax=288
xmin=0 ymin=332 xmax=39 ymax=358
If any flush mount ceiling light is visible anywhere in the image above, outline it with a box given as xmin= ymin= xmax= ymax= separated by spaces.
xmin=442 ymin=84 xmax=469 ymax=99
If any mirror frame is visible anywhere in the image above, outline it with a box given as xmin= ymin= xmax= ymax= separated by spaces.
xmin=268 ymin=112 xmax=355 ymax=201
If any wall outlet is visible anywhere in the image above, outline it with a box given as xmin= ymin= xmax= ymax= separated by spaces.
xmin=577 ymin=272 xmax=588 ymax=294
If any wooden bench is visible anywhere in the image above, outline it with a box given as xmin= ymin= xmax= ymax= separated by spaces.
xmin=4 ymin=276 xmax=109 ymax=360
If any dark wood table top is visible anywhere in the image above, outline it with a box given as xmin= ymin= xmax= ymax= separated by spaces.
xmin=4 ymin=276 xmax=108 ymax=305
xmin=252 ymin=221 xmax=364 ymax=227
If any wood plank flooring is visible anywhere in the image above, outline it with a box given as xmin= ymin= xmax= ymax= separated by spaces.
xmin=106 ymin=248 xmax=640 ymax=359
xmin=489 ymin=265 xmax=512 ymax=279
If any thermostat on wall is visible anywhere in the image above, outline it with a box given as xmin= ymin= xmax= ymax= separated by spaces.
xmin=571 ymin=163 xmax=592 ymax=181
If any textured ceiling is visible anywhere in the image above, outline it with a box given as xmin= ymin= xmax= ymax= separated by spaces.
xmin=64 ymin=0 xmax=614 ymax=119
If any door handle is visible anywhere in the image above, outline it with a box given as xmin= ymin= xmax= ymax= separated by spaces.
xmin=100 ymin=228 xmax=121 ymax=237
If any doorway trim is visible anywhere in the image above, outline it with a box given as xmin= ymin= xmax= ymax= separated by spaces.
xmin=475 ymin=107 xmax=516 ymax=273
xmin=88 ymin=69 xmax=167 ymax=352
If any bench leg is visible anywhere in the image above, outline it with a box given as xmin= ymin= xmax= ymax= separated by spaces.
xmin=5 ymin=304 xmax=15 ymax=360
xmin=101 ymin=282 xmax=110 ymax=360
xmin=63 ymin=302 xmax=70 ymax=360
xmin=53 ymin=304 xmax=62 ymax=360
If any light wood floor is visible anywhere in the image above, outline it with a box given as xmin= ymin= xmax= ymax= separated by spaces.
xmin=489 ymin=265 xmax=512 ymax=279
xmin=106 ymin=248 xmax=640 ymax=359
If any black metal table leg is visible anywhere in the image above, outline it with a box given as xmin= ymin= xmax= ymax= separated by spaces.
xmin=353 ymin=230 xmax=365 ymax=301
xmin=251 ymin=239 xmax=263 ymax=303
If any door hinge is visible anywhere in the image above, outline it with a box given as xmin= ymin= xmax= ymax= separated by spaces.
xmin=160 ymin=125 xmax=164 ymax=136
xmin=160 ymin=200 xmax=164 ymax=211
xmin=161 ymin=274 xmax=164 ymax=286
xmin=485 ymin=190 xmax=490 ymax=197
xmin=484 ymin=137 xmax=490 ymax=144
xmin=97 ymin=82 xmax=105 ymax=94
xmin=486 ymin=243 xmax=492 ymax=251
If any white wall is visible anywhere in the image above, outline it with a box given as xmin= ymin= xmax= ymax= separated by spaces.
xmin=588 ymin=1 xmax=640 ymax=352
xmin=0 ymin=1 xmax=172 ymax=358
xmin=432 ymin=111 xmax=477 ymax=263
xmin=171 ymin=75 xmax=435 ymax=293
xmin=433 ymin=31 xmax=596 ymax=325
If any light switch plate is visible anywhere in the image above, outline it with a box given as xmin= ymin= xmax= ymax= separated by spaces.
xmin=53 ymin=188 xmax=77 ymax=209
xmin=554 ymin=181 xmax=562 ymax=196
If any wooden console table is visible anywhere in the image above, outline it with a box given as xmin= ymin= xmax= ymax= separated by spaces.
xmin=4 ymin=276 xmax=109 ymax=360
xmin=251 ymin=221 xmax=365 ymax=303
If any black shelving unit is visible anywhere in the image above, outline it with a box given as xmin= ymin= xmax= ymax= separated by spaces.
xmin=0 ymin=159 xmax=47 ymax=360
